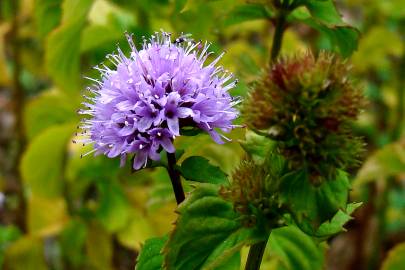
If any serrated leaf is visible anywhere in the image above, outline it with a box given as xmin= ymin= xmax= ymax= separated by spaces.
xmin=136 ymin=235 xmax=168 ymax=270
xmin=279 ymin=170 xmax=350 ymax=229
xmin=268 ymin=225 xmax=324 ymax=270
xmin=45 ymin=0 xmax=94 ymax=93
xmin=314 ymin=202 xmax=362 ymax=237
xmin=224 ymin=4 xmax=273 ymax=26
xmin=381 ymin=242 xmax=405 ymax=270
xmin=20 ymin=123 xmax=76 ymax=198
xmin=180 ymin=156 xmax=228 ymax=185
xmin=164 ymin=184 xmax=265 ymax=270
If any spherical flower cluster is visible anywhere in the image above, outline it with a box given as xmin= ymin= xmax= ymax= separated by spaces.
xmin=220 ymin=155 xmax=284 ymax=228
xmin=242 ymin=52 xmax=365 ymax=184
xmin=77 ymin=32 xmax=240 ymax=170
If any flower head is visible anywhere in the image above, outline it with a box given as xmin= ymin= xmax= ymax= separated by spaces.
xmin=77 ymin=31 xmax=240 ymax=170
xmin=243 ymin=52 xmax=365 ymax=184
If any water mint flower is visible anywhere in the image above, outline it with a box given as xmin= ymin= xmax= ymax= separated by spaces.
xmin=77 ymin=31 xmax=240 ymax=170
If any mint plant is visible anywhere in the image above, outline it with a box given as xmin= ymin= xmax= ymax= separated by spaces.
xmin=135 ymin=1 xmax=364 ymax=270
xmin=76 ymin=1 xmax=364 ymax=270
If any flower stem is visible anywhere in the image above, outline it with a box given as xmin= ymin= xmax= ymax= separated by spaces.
xmin=245 ymin=238 xmax=269 ymax=270
xmin=270 ymin=12 xmax=287 ymax=63
xmin=166 ymin=152 xmax=185 ymax=204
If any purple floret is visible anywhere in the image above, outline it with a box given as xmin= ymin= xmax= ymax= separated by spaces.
xmin=77 ymin=31 xmax=240 ymax=170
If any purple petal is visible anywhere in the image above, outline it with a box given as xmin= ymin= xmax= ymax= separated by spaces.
xmin=116 ymin=100 xmax=134 ymax=111
xmin=120 ymin=153 xmax=127 ymax=167
xmin=137 ymin=117 xmax=153 ymax=132
xmin=177 ymin=107 xmax=194 ymax=118
xmin=107 ymin=145 xmax=122 ymax=158
xmin=167 ymin=117 xmax=179 ymax=135
xmin=161 ymin=137 xmax=175 ymax=153
xmin=118 ymin=125 xmax=136 ymax=136
xmin=208 ymin=129 xmax=224 ymax=144
xmin=133 ymin=151 xmax=148 ymax=170
xmin=149 ymin=149 xmax=160 ymax=161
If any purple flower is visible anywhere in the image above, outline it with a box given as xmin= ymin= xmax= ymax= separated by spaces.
xmin=77 ymin=31 xmax=240 ymax=170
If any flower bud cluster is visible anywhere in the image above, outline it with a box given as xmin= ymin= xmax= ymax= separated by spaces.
xmin=242 ymin=52 xmax=365 ymax=183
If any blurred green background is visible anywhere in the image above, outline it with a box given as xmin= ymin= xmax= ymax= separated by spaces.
xmin=0 ymin=0 xmax=404 ymax=269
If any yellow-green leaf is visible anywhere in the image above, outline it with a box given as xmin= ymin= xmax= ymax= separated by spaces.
xmin=20 ymin=123 xmax=76 ymax=198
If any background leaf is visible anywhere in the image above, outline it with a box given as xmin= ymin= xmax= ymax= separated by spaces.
xmin=45 ymin=0 xmax=94 ymax=93
xmin=34 ymin=0 xmax=62 ymax=39
xmin=354 ymin=140 xmax=405 ymax=187
xmin=20 ymin=123 xmax=76 ymax=198
xmin=23 ymin=89 xmax=78 ymax=140
xmin=381 ymin=242 xmax=405 ymax=270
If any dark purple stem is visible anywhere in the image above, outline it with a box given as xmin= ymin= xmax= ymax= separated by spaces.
xmin=166 ymin=152 xmax=185 ymax=204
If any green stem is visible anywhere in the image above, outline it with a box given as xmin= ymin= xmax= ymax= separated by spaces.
xmin=270 ymin=12 xmax=287 ymax=63
xmin=166 ymin=152 xmax=185 ymax=204
xmin=245 ymin=238 xmax=269 ymax=270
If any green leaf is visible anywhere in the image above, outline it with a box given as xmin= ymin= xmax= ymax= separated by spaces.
xmin=3 ymin=237 xmax=47 ymax=270
xmin=174 ymin=0 xmax=188 ymax=12
xmin=302 ymin=0 xmax=345 ymax=26
xmin=180 ymin=156 xmax=228 ymax=185
xmin=0 ymin=225 xmax=21 ymax=268
xmin=289 ymin=4 xmax=359 ymax=57
xmin=34 ymin=0 xmax=62 ymax=39
xmin=239 ymin=131 xmax=275 ymax=164
xmin=315 ymin=202 xmax=362 ymax=238
xmin=382 ymin=242 xmax=405 ymax=270
xmin=85 ymin=223 xmax=113 ymax=270
xmin=24 ymin=89 xmax=78 ymax=140
xmin=27 ymin=196 xmax=68 ymax=236
xmin=164 ymin=184 xmax=265 ymax=270
xmin=352 ymin=27 xmax=404 ymax=73
xmin=96 ymin=179 xmax=131 ymax=233
xmin=45 ymin=0 xmax=94 ymax=93
xmin=80 ymin=24 xmax=122 ymax=53
xmin=60 ymin=219 xmax=87 ymax=268
xmin=80 ymin=1 xmax=135 ymax=52
xmin=268 ymin=225 xmax=324 ymax=270
xmin=354 ymin=141 xmax=405 ymax=188
xmin=308 ymin=20 xmax=359 ymax=58
xmin=224 ymin=4 xmax=272 ymax=26
xmin=20 ymin=123 xmax=76 ymax=198
xmin=279 ymin=170 xmax=350 ymax=229
xmin=136 ymin=235 xmax=168 ymax=270
xmin=117 ymin=209 xmax=156 ymax=250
